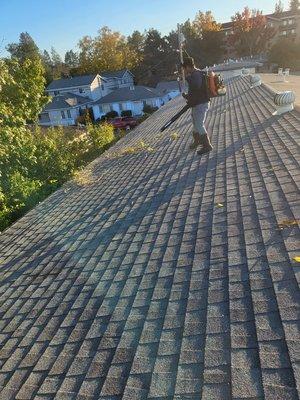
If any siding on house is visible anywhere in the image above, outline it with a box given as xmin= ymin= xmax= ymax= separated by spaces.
xmin=92 ymin=86 xmax=163 ymax=120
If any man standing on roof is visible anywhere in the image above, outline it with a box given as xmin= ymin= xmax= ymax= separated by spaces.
xmin=182 ymin=57 xmax=213 ymax=155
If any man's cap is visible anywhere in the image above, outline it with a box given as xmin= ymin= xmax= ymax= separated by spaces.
xmin=181 ymin=57 xmax=195 ymax=68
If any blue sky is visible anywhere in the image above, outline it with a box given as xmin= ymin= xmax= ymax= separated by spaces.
xmin=0 ymin=0 xmax=290 ymax=57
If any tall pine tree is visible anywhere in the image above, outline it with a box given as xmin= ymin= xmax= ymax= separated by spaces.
xmin=274 ymin=1 xmax=284 ymax=14
xmin=290 ymin=0 xmax=300 ymax=12
xmin=6 ymin=32 xmax=40 ymax=63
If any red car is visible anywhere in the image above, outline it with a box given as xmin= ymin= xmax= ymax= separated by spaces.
xmin=109 ymin=116 xmax=138 ymax=130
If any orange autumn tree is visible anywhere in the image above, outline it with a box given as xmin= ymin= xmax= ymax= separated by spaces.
xmin=78 ymin=27 xmax=140 ymax=74
xmin=229 ymin=7 xmax=275 ymax=57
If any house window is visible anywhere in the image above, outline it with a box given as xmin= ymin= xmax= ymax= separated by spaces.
xmin=54 ymin=91 xmax=60 ymax=96
xmin=102 ymin=104 xmax=111 ymax=114
xmin=291 ymin=29 xmax=296 ymax=34
xmin=98 ymin=105 xmax=103 ymax=113
xmin=119 ymin=103 xmax=124 ymax=111
xmin=283 ymin=20 xmax=288 ymax=26
xmin=61 ymin=111 xmax=66 ymax=119
xmin=101 ymin=84 xmax=104 ymax=90
xmin=282 ymin=30 xmax=287 ymax=35
xmin=289 ymin=19 xmax=293 ymax=25
xmin=67 ymin=110 xmax=71 ymax=118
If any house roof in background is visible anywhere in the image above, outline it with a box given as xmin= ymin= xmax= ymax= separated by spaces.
xmin=210 ymin=61 xmax=262 ymax=72
xmin=156 ymin=81 xmax=180 ymax=92
xmin=46 ymin=74 xmax=98 ymax=90
xmin=94 ymin=86 xmax=161 ymax=104
xmin=43 ymin=92 xmax=92 ymax=111
xmin=100 ymin=69 xmax=134 ymax=79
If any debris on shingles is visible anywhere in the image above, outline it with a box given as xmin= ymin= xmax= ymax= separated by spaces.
xmin=170 ymin=132 xmax=180 ymax=141
xmin=278 ymin=219 xmax=299 ymax=230
xmin=293 ymin=256 xmax=300 ymax=263
xmin=73 ymin=168 xmax=95 ymax=186
xmin=106 ymin=140 xmax=155 ymax=159
xmin=216 ymin=203 xmax=224 ymax=208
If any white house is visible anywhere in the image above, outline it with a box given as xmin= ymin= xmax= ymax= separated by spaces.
xmin=156 ymin=81 xmax=181 ymax=102
xmin=39 ymin=93 xmax=92 ymax=126
xmin=46 ymin=74 xmax=108 ymax=101
xmin=40 ymin=70 xmax=138 ymax=126
xmin=100 ymin=69 xmax=135 ymax=92
xmin=92 ymin=86 xmax=164 ymax=120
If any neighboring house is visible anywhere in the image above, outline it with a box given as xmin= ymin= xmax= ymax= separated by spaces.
xmin=221 ymin=9 xmax=300 ymax=59
xmin=100 ymin=69 xmax=135 ymax=92
xmin=156 ymin=81 xmax=181 ymax=102
xmin=46 ymin=74 xmax=108 ymax=101
xmin=39 ymin=93 xmax=92 ymax=126
xmin=92 ymin=86 xmax=164 ymax=120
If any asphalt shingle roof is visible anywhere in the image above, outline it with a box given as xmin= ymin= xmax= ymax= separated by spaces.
xmin=46 ymin=74 xmax=98 ymax=91
xmin=0 ymin=76 xmax=299 ymax=399
xmin=211 ymin=61 xmax=262 ymax=72
xmin=43 ymin=92 xmax=92 ymax=111
xmin=156 ymin=81 xmax=180 ymax=92
xmin=94 ymin=85 xmax=162 ymax=105
xmin=100 ymin=69 xmax=133 ymax=79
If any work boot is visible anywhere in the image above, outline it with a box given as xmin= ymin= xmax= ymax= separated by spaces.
xmin=189 ymin=132 xmax=201 ymax=150
xmin=197 ymin=134 xmax=213 ymax=155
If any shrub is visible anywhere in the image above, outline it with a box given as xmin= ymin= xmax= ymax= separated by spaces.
xmin=0 ymin=123 xmax=115 ymax=231
xmin=105 ymin=110 xmax=118 ymax=119
xmin=143 ymin=104 xmax=158 ymax=114
xmin=121 ymin=110 xmax=132 ymax=117
xmin=268 ymin=38 xmax=300 ymax=69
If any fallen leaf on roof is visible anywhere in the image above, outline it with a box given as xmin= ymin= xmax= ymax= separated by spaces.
xmin=73 ymin=168 xmax=94 ymax=186
xmin=216 ymin=203 xmax=224 ymax=208
xmin=108 ymin=140 xmax=155 ymax=158
xmin=293 ymin=256 xmax=300 ymax=263
xmin=278 ymin=219 xmax=299 ymax=229
xmin=170 ymin=132 xmax=180 ymax=141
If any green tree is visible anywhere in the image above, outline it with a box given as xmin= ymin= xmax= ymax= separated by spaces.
xmin=274 ymin=1 xmax=284 ymax=14
xmin=65 ymin=50 xmax=79 ymax=68
xmin=290 ymin=0 xmax=300 ymax=11
xmin=138 ymin=29 xmax=169 ymax=85
xmin=41 ymin=49 xmax=53 ymax=84
xmin=6 ymin=32 xmax=40 ymax=63
xmin=192 ymin=11 xmax=223 ymax=66
xmin=0 ymin=58 xmax=49 ymax=125
xmin=127 ymin=30 xmax=145 ymax=57
xmin=269 ymin=38 xmax=300 ymax=69
xmin=49 ymin=47 xmax=69 ymax=78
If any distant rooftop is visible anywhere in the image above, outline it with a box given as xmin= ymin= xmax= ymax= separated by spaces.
xmin=94 ymin=85 xmax=161 ymax=104
xmin=156 ymin=81 xmax=180 ymax=92
xmin=46 ymin=74 xmax=98 ymax=91
xmin=100 ymin=69 xmax=134 ymax=79
xmin=43 ymin=92 xmax=92 ymax=111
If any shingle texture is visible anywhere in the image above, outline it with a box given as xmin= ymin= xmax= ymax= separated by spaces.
xmin=43 ymin=92 xmax=91 ymax=111
xmin=46 ymin=75 xmax=98 ymax=91
xmin=100 ymin=69 xmax=133 ymax=79
xmin=0 ymin=76 xmax=299 ymax=399
xmin=93 ymin=86 xmax=161 ymax=105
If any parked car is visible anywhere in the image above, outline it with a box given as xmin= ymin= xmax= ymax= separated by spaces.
xmin=109 ymin=116 xmax=138 ymax=130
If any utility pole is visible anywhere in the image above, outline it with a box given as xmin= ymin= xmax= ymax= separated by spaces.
xmin=177 ymin=23 xmax=186 ymax=92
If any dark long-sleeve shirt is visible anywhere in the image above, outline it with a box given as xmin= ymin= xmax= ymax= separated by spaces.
xmin=186 ymin=68 xmax=209 ymax=107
